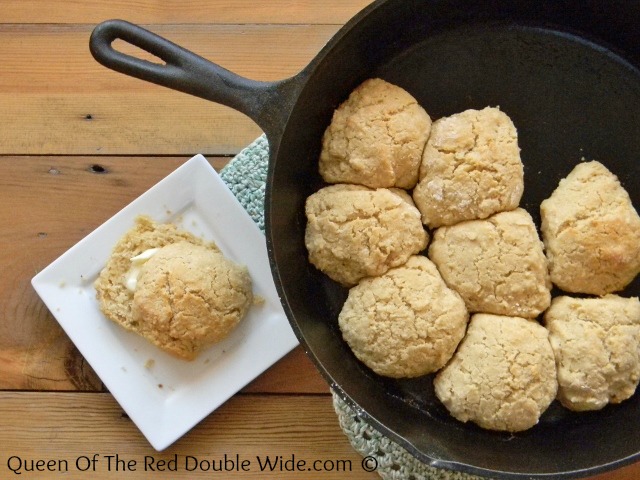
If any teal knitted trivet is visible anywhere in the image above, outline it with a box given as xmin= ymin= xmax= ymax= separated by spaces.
xmin=219 ymin=136 xmax=481 ymax=480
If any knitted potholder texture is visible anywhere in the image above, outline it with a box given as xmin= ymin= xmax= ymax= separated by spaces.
xmin=219 ymin=135 xmax=481 ymax=480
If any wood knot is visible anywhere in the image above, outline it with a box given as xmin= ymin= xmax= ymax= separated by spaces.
xmin=88 ymin=164 xmax=108 ymax=174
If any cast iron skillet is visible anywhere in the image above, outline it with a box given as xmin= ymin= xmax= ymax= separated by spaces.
xmin=90 ymin=1 xmax=640 ymax=477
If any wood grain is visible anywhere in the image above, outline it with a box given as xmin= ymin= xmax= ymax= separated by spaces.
xmin=0 ymin=392 xmax=378 ymax=479
xmin=0 ymin=392 xmax=636 ymax=479
xmin=0 ymin=24 xmax=338 ymax=90
xmin=242 ymin=347 xmax=329 ymax=395
xmin=0 ymin=0 xmax=372 ymax=25
xmin=0 ymin=24 xmax=341 ymax=155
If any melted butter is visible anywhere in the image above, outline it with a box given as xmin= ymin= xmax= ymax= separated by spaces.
xmin=125 ymin=247 xmax=160 ymax=292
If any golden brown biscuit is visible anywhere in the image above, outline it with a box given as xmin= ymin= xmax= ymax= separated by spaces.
xmin=132 ymin=242 xmax=253 ymax=360
xmin=319 ymin=78 xmax=431 ymax=189
xmin=94 ymin=216 xmax=216 ymax=330
xmin=95 ymin=216 xmax=252 ymax=360
xmin=540 ymin=161 xmax=640 ymax=295
xmin=544 ymin=295 xmax=640 ymax=411
xmin=412 ymin=107 xmax=523 ymax=228
xmin=434 ymin=313 xmax=557 ymax=432
xmin=305 ymin=184 xmax=428 ymax=286
xmin=428 ymin=208 xmax=551 ymax=318
xmin=338 ymin=255 xmax=468 ymax=378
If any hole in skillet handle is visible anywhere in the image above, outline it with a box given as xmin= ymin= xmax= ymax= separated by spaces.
xmin=89 ymin=20 xmax=180 ymax=86
xmin=111 ymin=38 xmax=167 ymax=66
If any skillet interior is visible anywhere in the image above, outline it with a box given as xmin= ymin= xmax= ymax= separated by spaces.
xmin=266 ymin=0 xmax=640 ymax=477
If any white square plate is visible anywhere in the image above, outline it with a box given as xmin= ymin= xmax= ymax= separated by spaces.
xmin=31 ymin=154 xmax=299 ymax=450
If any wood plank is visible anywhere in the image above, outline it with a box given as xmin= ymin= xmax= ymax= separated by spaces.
xmin=0 ymin=24 xmax=341 ymax=155
xmin=0 ymin=0 xmax=372 ymax=25
xmin=0 ymin=24 xmax=339 ymax=92
xmin=0 ymin=391 xmax=637 ymax=479
xmin=0 ymin=392 xmax=379 ymax=479
xmin=0 ymin=155 xmax=329 ymax=393
xmin=242 ymin=347 xmax=329 ymax=394
xmin=0 ymin=93 xmax=263 ymax=155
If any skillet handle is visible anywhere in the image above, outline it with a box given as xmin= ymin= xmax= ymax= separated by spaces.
xmin=89 ymin=19 xmax=301 ymax=139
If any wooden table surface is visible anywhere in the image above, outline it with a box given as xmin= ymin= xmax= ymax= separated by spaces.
xmin=0 ymin=1 xmax=637 ymax=479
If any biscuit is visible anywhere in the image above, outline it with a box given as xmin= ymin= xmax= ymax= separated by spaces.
xmin=428 ymin=208 xmax=551 ymax=318
xmin=94 ymin=216 xmax=252 ymax=360
xmin=132 ymin=242 xmax=253 ymax=360
xmin=319 ymin=78 xmax=431 ymax=189
xmin=305 ymin=184 xmax=428 ymax=286
xmin=434 ymin=313 xmax=557 ymax=432
xmin=95 ymin=216 xmax=216 ymax=330
xmin=540 ymin=161 xmax=640 ymax=295
xmin=338 ymin=255 xmax=468 ymax=378
xmin=544 ymin=295 xmax=640 ymax=411
xmin=412 ymin=107 xmax=523 ymax=228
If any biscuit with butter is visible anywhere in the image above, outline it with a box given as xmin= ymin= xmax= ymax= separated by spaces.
xmin=95 ymin=216 xmax=252 ymax=360
xmin=95 ymin=216 xmax=214 ymax=329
